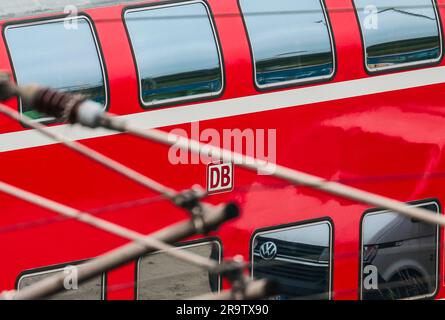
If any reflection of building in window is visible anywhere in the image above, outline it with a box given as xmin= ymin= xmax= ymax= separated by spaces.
xmin=361 ymin=201 xmax=439 ymax=300
xmin=354 ymin=0 xmax=441 ymax=71
xmin=136 ymin=241 xmax=221 ymax=300
xmin=124 ymin=1 xmax=223 ymax=107
xmin=251 ymin=221 xmax=332 ymax=300
xmin=17 ymin=263 xmax=105 ymax=300
xmin=239 ymin=0 xmax=335 ymax=88
xmin=5 ymin=16 xmax=107 ymax=121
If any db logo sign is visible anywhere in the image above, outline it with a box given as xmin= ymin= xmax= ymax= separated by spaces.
xmin=207 ymin=162 xmax=234 ymax=194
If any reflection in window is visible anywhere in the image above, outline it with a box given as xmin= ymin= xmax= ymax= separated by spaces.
xmin=252 ymin=221 xmax=332 ymax=300
xmin=354 ymin=0 xmax=441 ymax=71
xmin=5 ymin=16 xmax=107 ymax=121
xmin=17 ymin=265 xmax=104 ymax=300
xmin=125 ymin=2 xmax=223 ymax=107
xmin=136 ymin=241 xmax=221 ymax=300
xmin=239 ymin=0 xmax=335 ymax=88
xmin=361 ymin=202 xmax=439 ymax=300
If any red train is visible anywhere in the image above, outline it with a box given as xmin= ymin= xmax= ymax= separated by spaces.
xmin=0 ymin=0 xmax=444 ymax=300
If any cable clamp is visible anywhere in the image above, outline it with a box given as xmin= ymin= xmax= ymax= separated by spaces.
xmin=173 ymin=186 xmax=207 ymax=234
xmin=217 ymin=256 xmax=248 ymax=300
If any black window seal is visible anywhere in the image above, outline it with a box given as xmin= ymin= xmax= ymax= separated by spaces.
xmin=358 ymin=198 xmax=441 ymax=300
xmin=122 ymin=0 xmax=226 ymax=110
xmin=237 ymin=0 xmax=337 ymax=92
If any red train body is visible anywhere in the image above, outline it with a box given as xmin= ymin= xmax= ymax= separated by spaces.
xmin=0 ymin=0 xmax=444 ymax=300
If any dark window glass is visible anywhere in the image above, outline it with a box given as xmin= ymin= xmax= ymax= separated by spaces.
xmin=5 ymin=16 xmax=107 ymax=121
xmin=252 ymin=221 xmax=332 ymax=300
xmin=17 ymin=265 xmax=104 ymax=300
xmin=239 ymin=0 xmax=335 ymax=88
xmin=361 ymin=202 xmax=439 ymax=300
xmin=124 ymin=1 xmax=223 ymax=107
xmin=354 ymin=0 xmax=442 ymax=72
xmin=136 ymin=241 xmax=221 ymax=300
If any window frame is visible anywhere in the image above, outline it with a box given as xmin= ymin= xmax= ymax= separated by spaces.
xmin=134 ymin=238 xmax=223 ymax=300
xmin=359 ymin=199 xmax=441 ymax=300
xmin=3 ymin=13 xmax=110 ymax=124
xmin=352 ymin=0 xmax=444 ymax=74
xmin=238 ymin=0 xmax=337 ymax=91
xmin=250 ymin=218 xmax=334 ymax=300
xmin=16 ymin=259 xmax=107 ymax=300
xmin=123 ymin=0 xmax=225 ymax=109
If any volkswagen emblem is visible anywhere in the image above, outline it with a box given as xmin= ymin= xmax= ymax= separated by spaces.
xmin=259 ymin=241 xmax=278 ymax=260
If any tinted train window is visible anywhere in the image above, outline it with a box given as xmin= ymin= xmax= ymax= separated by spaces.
xmin=251 ymin=221 xmax=333 ymax=300
xmin=354 ymin=0 xmax=442 ymax=72
xmin=17 ymin=264 xmax=104 ymax=300
xmin=124 ymin=1 xmax=223 ymax=107
xmin=5 ymin=16 xmax=107 ymax=121
xmin=361 ymin=201 xmax=439 ymax=300
xmin=239 ymin=0 xmax=335 ymax=88
xmin=136 ymin=241 xmax=221 ymax=300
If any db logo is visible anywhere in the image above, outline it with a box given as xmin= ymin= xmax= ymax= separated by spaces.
xmin=207 ymin=162 xmax=234 ymax=194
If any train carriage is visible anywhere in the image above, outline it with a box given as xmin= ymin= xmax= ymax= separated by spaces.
xmin=0 ymin=0 xmax=444 ymax=300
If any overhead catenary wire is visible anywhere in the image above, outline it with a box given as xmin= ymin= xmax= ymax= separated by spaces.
xmin=0 ymin=99 xmax=229 ymax=231
xmin=0 ymin=107 xmax=193 ymax=204
xmin=0 ymin=103 xmax=178 ymax=199
xmin=0 ymin=79 xmax=443 ymax=300
xmin=0 ymin=180 xmax=219 ymax=271
xmin=1 ymin=80 xmax=444 ymax=227
xmin=1 ymin=171 xmax=445 ymax=237
xmin=100 ymin=116 xmax=445 ymax=227
xmin=0 ymin=90 xmax=242 ymax=299
xmin=3 ymin=194 xmax=238 ymax=300
xmin=0 ymin=193 xmax=167 ymax=236
xmin=0 ymin=111 xmax=264 ymax=302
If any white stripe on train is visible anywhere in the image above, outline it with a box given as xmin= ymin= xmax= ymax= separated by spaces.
xmin=1 ymin=65 xmax=445 ymax=153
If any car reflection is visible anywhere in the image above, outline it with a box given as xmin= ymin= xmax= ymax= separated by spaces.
xmin=362 ymin=202 xmax=438 ymax=300
xmin=252 ymin=222 xmax=332 ymax=300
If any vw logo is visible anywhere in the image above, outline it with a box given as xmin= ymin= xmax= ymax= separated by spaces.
xmin=259 ymin=241 xmax=278 ymax=260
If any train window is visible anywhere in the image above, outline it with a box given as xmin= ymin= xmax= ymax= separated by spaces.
xmin=17 ymin=263 xmax=105 ymax=300
xmin=124 ymin=1 xmax=224 ymax=108
xmin=136 ymin=240 xmax=221 ymax=300
xmin=360 ymin=201 xmax=439 ymax=300
xmin=238 ymin=0 xmax=335 ymax=89
xmin=4 ymin=16 xmax=107 ymax=122
xmin=353 ymin=0 xmax=442 ymax=72
xmin=251 ymin=220 xmax=333 ymax=300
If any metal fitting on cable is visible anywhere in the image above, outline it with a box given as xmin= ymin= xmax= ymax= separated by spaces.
xmin=217 ymin=255 xmax=249 ymax=300
xmin=173 ymin=186 xmax=208 ymax=233
xmin=171 ymin=185 xmax=239 ymax=235
xmin=190 ymin=256 xmax=280 ymax=300
xmin=173 ymin=186 xmax=206 ymax=210
xmin=0 ymin=72 xmax=105 ymax=128
xmin=21 ymin=86 xmax=104 ymax=128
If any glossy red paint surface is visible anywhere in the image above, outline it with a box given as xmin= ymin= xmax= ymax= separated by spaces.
xmin=0 ymin=0 xmax=444 ymax=300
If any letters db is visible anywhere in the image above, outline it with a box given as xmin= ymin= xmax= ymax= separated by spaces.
xmin=207 ymin=162 xmax=234 ymax=195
